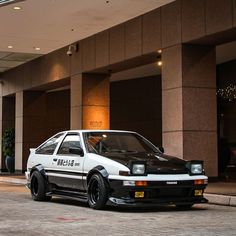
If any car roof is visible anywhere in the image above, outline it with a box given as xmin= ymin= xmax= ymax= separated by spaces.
xmin=66 ymin=130 xmax=137 ymax=134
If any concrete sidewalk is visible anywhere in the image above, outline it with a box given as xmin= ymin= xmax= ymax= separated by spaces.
xmin=0 ymin=174 xmax=235 ymax=207
xmin=205 ymin=182 xmax=236 ymax=207
xmin=0 ymin=174 xmax=26 ymax=185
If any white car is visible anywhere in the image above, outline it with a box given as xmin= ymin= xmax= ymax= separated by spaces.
xmin=25 ymin=130 xmax=208 ymax=210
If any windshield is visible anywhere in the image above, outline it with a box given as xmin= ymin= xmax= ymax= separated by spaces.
xmin=83 ymin=132 xmax=160 ymax=155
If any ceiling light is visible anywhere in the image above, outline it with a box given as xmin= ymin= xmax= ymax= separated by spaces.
xmin=157 ymin=49 xmax=162 ymax=54
xmin=13 ymin=6 xmax=21 ymax=10
xmin=34 ymin=47 xmax=40 ymax=51
xmin=8 ymin=45 xmax=13 ymax=49
xmin=157 ymin=60 xmax=162 ymax=66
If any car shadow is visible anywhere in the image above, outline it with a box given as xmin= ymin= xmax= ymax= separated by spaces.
xmin=49 ymin=197 xmax=208 ymax=213
xmin=50 ymin=197 xmax=88 ymax=208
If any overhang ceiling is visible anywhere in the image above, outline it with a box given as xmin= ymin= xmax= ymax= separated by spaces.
xmin=0 ymin=0 xmax=236 ymax=75
xmin=0 ymin=0 xmax=175 ymax=72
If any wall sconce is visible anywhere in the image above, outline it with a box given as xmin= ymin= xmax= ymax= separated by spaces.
xmin=157 ymin=60 xmax=162 ymax=67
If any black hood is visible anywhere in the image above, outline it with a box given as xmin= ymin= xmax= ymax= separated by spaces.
xmin=102 ymin=152 xmax=188 ymax=174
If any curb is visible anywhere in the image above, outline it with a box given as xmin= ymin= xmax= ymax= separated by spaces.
xmin=0 ymin=176 xmax=27 ymax=185
xmin=204 ymin=193 xmax=236 ymax=207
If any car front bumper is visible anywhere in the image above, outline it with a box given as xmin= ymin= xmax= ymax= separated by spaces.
xmin=107 ymin=178 xmax=208 ymax=206
xmin=108 ymin=196 xmax=208 ymax=207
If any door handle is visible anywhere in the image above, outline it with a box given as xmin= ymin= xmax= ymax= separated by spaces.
xmin=53 ymin=158 xmax=58 ymax=162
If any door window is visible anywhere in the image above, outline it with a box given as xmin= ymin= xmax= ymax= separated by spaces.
xmin=57 ymin=134 xmax=81 ymax=155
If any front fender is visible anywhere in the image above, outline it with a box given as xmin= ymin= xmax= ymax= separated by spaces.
xmin=86 ymin=165 xmax=109 ymax=188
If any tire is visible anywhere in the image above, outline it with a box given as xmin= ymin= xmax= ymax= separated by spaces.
xmin=30 ymin=171 xmax=51 ymax=201
xmin=88 ymin=174 xmax=109 ymax=210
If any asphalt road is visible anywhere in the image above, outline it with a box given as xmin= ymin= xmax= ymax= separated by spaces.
xmin=0 ymin=183 xmax=236 ymax=236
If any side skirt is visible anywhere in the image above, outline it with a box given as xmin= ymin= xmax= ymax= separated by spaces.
xmin=47 ymin=189 xmax=88 ymax=203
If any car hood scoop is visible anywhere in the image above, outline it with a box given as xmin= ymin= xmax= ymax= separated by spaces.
xmin=102 ymin=152 xmax=188 ymax=174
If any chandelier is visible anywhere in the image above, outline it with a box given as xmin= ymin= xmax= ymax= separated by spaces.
xmin=217 ymin=84 xmax=236 ymax=101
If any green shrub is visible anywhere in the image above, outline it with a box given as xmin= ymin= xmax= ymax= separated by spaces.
xmin=2 ymin=128 xmax=15 ymax=157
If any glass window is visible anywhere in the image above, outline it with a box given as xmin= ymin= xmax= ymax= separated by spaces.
xmin=36 ymin=133 xmax=64 ymax=155
xmin=83 ymin=132 xmax=160 ymax=155
xmin=57 ymin=134 xmax=81 ymax=155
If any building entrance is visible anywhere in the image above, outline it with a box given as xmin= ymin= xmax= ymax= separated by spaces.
xmin=217 ymin=60 xmax=236 ymax=180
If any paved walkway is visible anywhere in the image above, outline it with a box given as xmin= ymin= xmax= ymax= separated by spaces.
xmin=0 ymin=174 xmax=235 ymax=207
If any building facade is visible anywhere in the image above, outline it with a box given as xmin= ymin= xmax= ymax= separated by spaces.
xmin=1 ymin=0 xmax=236 ymax=177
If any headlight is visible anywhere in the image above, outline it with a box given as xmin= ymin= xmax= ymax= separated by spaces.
xmin=132 ymin=164 xmax=145 ymax=175
xmin=191 ymin=163 xmax=203 ymax=174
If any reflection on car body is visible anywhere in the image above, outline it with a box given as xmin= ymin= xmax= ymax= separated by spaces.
xmin=25 ymin=130 xmax=208 ymax=210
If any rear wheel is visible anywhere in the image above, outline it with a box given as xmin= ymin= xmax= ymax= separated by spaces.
xmin=30 ymin=171 xmax=51 ymax=201
xmin=88 ymin=174 xmax=109 ymax=210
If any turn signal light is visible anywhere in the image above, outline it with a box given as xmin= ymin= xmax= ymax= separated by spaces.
xmin=194 ymin=179 xmax=204 ymax=185
xmin=135 ymin=181 xmax=148 ymax=186
xmin=119 ymin=171 xmax=129 ymax=176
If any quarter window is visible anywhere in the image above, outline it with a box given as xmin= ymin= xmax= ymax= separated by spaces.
xmin=36 ymin=133 xmax=64 ymax=155
xmin=57 ymin=134 xmax=81 ymax=155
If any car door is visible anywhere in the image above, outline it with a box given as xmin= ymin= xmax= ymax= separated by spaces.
xmin=52 ymin=132 xmax=85 ymax=190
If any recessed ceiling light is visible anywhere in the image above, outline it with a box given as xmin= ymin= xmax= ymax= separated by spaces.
xmin=157 ymin=49 xmax=162 ymax=54
xmin=8 ymin=45 xmax=13 ymax=49
xmin=34 ymin=47 xmax=40 ymax=51
xmin=13 ymin=6 xmax=21 ymax=10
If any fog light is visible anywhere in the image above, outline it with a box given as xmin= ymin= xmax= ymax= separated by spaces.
xmin=195 ymin=190 xmax=203 ymax=196
xmin=135 ymin=191 xmax=144 ymax=198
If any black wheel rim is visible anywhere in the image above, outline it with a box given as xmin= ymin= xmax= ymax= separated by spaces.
xmin=89 ymin=178 xmax=100 ymax=205
xmin=32 ymin=177 xmax=39 ymax=196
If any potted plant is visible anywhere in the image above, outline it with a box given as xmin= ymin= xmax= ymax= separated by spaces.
xmin=2 ymin=128 xmax=15 ymax=173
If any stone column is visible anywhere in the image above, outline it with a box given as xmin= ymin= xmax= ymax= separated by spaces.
xmin=162 ymin=44 xmax=217 ymax=177
xmin=70 ymin=73 xmax=110 ymax=130
xmin=0 ymin=97 xmax=2 ymax=171
xmin=70 ymin=74 xmax=82 ymax=129
xmin=23 ymin=91 xmax=46 ymax=170
xmin=15 ymin=91 xmax=23 ymax=172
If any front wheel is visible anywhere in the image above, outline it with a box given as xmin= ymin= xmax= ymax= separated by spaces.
xmin=88 ymin=174 xmax=109 ymax=210
xmin=30 ymin=171 xmax=51 ymax=201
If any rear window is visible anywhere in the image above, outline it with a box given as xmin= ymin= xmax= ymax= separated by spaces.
xmin=36 ymin=133 xmax=64 ymax=155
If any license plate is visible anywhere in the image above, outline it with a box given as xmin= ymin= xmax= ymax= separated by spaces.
xmin=135 ymin=191 xmax=144 ymax=198
xmin=195 ymin=190 xmax=203 ymax=196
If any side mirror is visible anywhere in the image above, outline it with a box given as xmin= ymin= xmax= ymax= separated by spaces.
xmin=159 ymin=147 xmax=164 ymax=153
xmin=69 ymin=147 xmax=84 ymax=156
